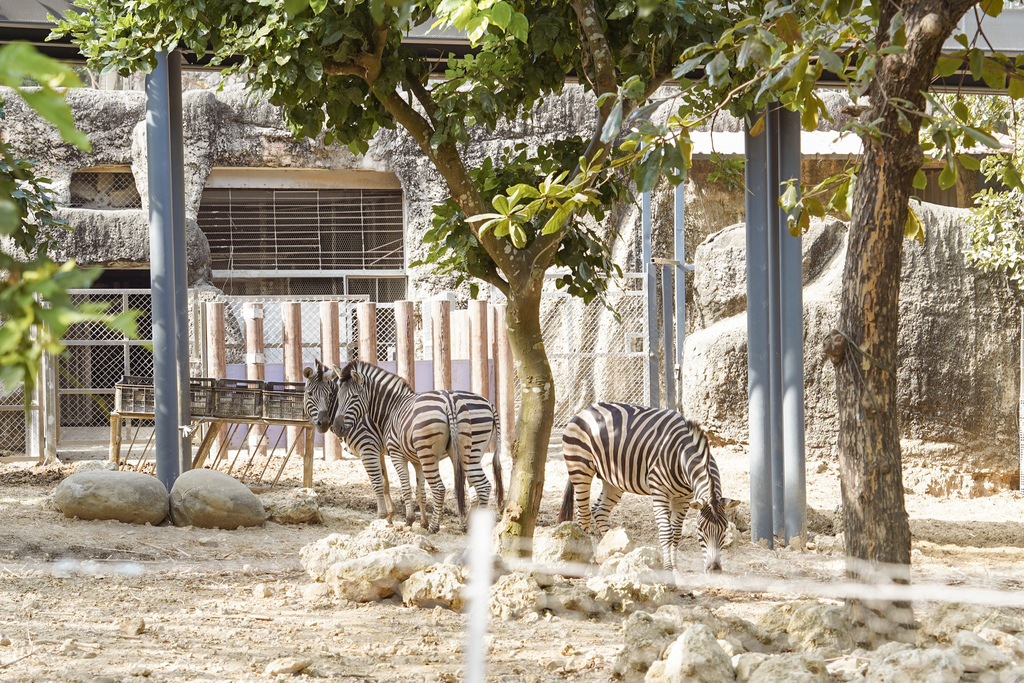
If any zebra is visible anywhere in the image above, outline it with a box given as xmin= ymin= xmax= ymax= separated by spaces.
xmin=557 ymin=402 xmax=738 ymax=573
xmin=303 ymin=359 xmax=394 ymax=520
xmin=309 ymin=359 xmax=503 ymax=532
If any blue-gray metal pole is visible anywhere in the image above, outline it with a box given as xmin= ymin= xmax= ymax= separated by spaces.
xmin=745 ymin=117 xmax=773 ymax=548
xmin=642 ymin=191 xmax=660 ymax=409
xmin=146 ymin=51 xmax=181 ymax=490
xmin=779 ymin=108 xmax=806 ymax=544
xmin=661 ymin=263 xmax=675 ymax=410
xmin=168 ymin=50 xmax=192 ymax=474
xmin=767 ymin=107 xmax=786 ymax=538
xmin=674 ymin=184 xmax=687 ymax=404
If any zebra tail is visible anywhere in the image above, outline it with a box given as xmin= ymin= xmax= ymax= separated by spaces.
xmin=557 ymin=480 xmax=575 ymax=524
xmin=492 ymin=412 xmax=504 ymax=510
xmin=446 ymin=395 xmax=467 ymax=521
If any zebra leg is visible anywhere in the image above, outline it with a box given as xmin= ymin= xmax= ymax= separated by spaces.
xmin=358 ymin=445 xmax=391 ymax=521
xmin=652 ymin=496 xmax=677 ymax=571
xmin=590 ymin=481 xmax=624 ymax=536
xmin=392 ymin=457 xmax=415 ymax=526
xmin=419 ymin=453 xmax=447 ymax=533
xmin=413 ymin=462 xmax=430 ymax=529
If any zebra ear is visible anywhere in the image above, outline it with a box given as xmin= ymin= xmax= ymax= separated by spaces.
xmin=303 ymin=366 xmax=314 ymax=380
xmin=721 ymin=498 xmax=740 ymax=509
xmin=689 ymin=500 xmax=705 ymax=511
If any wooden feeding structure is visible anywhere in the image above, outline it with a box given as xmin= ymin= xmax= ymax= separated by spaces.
xmin=110 ymin=376 xmax=314 ymax=489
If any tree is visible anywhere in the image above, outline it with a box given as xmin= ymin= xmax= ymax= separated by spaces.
xmin=651 ymin=0 xmax=1020 ymax=643
xmin=0 ymin=42 xmax=135 ymax=403
xmin=54 ymin=0 xmax=734 ymax=554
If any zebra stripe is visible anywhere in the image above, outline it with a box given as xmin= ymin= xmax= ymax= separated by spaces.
xmin=303 ymin=359 xmax=394 ymax=520
xmin=333 ymin=360 xmax=502 ymax=533
xmin=557 ymin=402 xmax=738 ymax=573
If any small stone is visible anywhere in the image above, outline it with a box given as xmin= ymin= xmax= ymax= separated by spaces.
xmin=129 ymin=666 xmax=153 ymax=677
xmin=0 ymin=634 xmax=10 ymax=646
xmin=303 ymin=583 xmax=333 ymax=603
xmin=61 ymin=639 xmax=77 ymax=653
xmin=198 ymin=537 xmax=219 ymax=547
xmin=253 ymin=583 xmax=271 ymax=599
xmin=83 ymin=651 xmax=98 ymax=659
xmin=264 ymin=657 xmax=312 ymax=675
xmin=118 ymin=616 xmax=146 ymax=635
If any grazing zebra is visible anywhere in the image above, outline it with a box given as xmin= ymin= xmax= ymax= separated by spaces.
xmin=310 ymin=359 xmax=503 ymax=532
xmin=558 ymin=402 xmax=738 ymax=573
xmin=303 ymin=360 xmax=394 ymax=520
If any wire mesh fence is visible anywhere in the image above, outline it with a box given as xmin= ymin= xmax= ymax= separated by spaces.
xmin=0 ymin=385 xmax=26 ymax=455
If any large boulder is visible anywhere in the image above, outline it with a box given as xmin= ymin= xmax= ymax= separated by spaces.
xmin=864 ymin=646 xmax=964 ymax=683
xmin=683 ymin=204 xmax=1020 ymax=485
xmin=613 ymin=611 xmax=675 ymax=680
xmin=259 ymin=488 xmax=322 ymax=525
xmin=300 ymin=522 xmax=437 ymax=582
xmin=533 ymin=522 xmax=595 ymax=575
xmin=645 ymin=624 xmax=736 ymax=683
xmin=53 ymin=470 xmax=168 ymax=525
xmin=746 ymin=653 xmax=829 ymax=683
xmin=326 ymin=544 xmax=435 ymax=602
xmin=169 ymin=469 xmax=267 ymax=529
xmin=401 ymin=564 xmax=466 ymax=611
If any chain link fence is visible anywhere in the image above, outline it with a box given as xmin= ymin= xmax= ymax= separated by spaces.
xmin=0 ymin=385 xmax=26 ymax=455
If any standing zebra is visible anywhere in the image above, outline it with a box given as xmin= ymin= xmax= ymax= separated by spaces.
xmin=306 ymin=359 xmax=503 ymax=532
xmin=558 ymin=402 xmax=738 ymax=573
xmin=303 ymin=360 xmax=394 ymax=520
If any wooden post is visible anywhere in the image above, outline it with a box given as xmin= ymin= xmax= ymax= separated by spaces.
xmin=469 ymin=300 xmax=489 ymax=399
xmin=205 ymin=301 xmax=226 ymax=461
xmin=490 ymin=304 xmax=500 ymax=406
xmin=432 ymin=299 xmax=451 ymax=391
xmin=320 ymin=301 xmax=344 ymax=462
xmin=244 ymin=302 xmax=267 ymax=459
xmin=494 ymin=303 xmax=514 ymax=464
xmin=452 ymin=309 xmax=470 ymax=360
xmin=357 ymin=302 xmax=378 ymax=365
xmin=282 ymin=302 xmax=304 ymax=455
xmin=395 ymin=300 xmax=415 ymax=391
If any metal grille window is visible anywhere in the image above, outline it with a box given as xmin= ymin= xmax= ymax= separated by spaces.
xmin=69 ymin=171 xmax=142 ymax=209
xmin=198 ymin=188 xmax=404 ymax=271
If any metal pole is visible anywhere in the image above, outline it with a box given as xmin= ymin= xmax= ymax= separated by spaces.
xmin=779 ymin=108 xmax=806 ymax=544
xmin=766 ymin=107 xmax=786 ymax=538
xmin=168 ymin=50 xmax=191 ymax=473
xmin=642 ymin=191 xmax=659 ymax=408
xmin=146 ymin=51 xmax=181 ymax=490
xmin=661 ymin=263 xmax=675 ymax=410
xmin=674 ymin=184 xmax=687 ymax=403
xmin=745 ymin=115 xmax=773 ymax=548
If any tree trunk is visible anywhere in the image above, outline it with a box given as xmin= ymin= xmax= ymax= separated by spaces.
xmin=821 ymin=0 xmax=975 ymax=646
xmin=495 ymin=279 xmax=555 ymax=558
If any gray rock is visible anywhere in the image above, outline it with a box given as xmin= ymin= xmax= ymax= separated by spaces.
xmin=73 ymin=460 xmax=119 ymax=473
xmin=918 ymin=602 xmax=990 ymax=645
xmin=533 ymin=522 xmax=595 ymax=572
xmin=865 ymin=646 xmax=964 ymax=683
xmin=259 ymin=488 xmax=321 ymax=524
xmin=826 ymin=654 xmax=869 ymax=682
xmin=263 ymin=657 xmax=311 ymax=675
xmin=954 ymin=630 xmax=1014 ymax=674
xmin=326 ymin=544 xmax=435 ymax=602
xmin=645 ymin=624 xmax=736 ymax=683
xmin=587 ymin=573 xmax=684 ymax=614
xmin=538 ymin=583 xmax=600 ymax=617
xmin=595 ymin=527 xmax=636 ymax=564
xmin=785 ymin=602 xmax=854 ymax=656
xmin=299 ymin=522 xmax=437 ymax=582
xmin=614 ymin=611 xmax=674 ymax=679
xmin=733 ymin=652 xmax=769 ymax=682
xmin=401 ymin=564 xmax=466 ymax=611
xmin=746 ymin=653 xmax=829 ymax=683
xmin=977 ymin=628 xmax=1024 ymax=665
xmin=168 ymin=468 xmax=266 ymax=529
xmin=53 ymin=470 xmax=168 ymax=525
xmin=489 ymin=571 xmax=543 ymax=621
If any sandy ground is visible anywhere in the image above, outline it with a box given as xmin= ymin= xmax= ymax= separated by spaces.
xmin=2 ymin=442 xmax=1024 ymax=682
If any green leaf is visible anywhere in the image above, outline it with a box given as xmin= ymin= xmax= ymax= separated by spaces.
xmin=980 ymin=0 xmax=1004 ymax=17
xmin=309 ymin=0 xmax=328 ymax=13
xmin=938 ymin=162 xmax=957 ymax=190
xmin=775 ymin=12 xmax=801 ymax=46
xmin=969 ymin=48 xmax=984 ymax=80
xmin=510 ymin=223 xmax=527 ymax=248
xmin=507 ymin=12 xmax=528 ymax=43
xmin=912 ymin=168 xmax=927 ymax=189
xmin=935 ymin=55 xmax=962 ymax=78
xmin=817 ymin=47 xmax=844 ymax=75
xmin=635 ymin=149 xmax=663 ymax=192
xmin=541 ymin=201 xmax=574 ymax=235
xmin=1009 ymin=75 xmax=1024 ymax=100
xmin=958 ymin=154 xmax=981 ymax=171
xmin=964 ymin=126 xmax=1001 ymax=150
xmin=283 ymin=0 xmax=309 ymax=15
xmin=600 ymin=101 xmax=623 ymax=143
xmin=707 ymin=52 xmax=730 ymax=86
xmin=904 ymin=205 xmax=925 ymax=244
xmin=488 ymin=1 xmax=512 ymax=30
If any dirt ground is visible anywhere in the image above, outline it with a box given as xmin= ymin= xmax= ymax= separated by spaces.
xmin=2 ymin=442 xmax=1024 ymax=682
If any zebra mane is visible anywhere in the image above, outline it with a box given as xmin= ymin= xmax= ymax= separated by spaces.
xmin=337 ymin=360 xmax=413 ymax=393
xmin=688 ymin=420 xmax=720 ymax=505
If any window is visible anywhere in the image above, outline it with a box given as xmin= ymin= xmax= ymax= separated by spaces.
xmin=69 ymin=170 xmax=142 ymax=209
xmin=197 ymin=188 xmax=404 ymax=271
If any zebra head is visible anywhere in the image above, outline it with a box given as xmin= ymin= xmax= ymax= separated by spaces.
xmin=332 ymin=361 xmax=371 ymax=437
xmin=689 ymin=451 xmax=740 ymax=573
xmin=302 ymin=359 xmax=339 ymax=434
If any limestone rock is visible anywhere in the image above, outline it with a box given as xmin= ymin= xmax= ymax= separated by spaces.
xmin=953 ymin=629 xmax=1014 ymax=674
xmin=264 ymin=657 xmax=311 ymax=675
xmin=784 ymin=602 xmax=854 ymax=656
xmin=598 ymin=546 xmax=663 ymax=582
xmin=401 ymin=564 xmax=466 ymax=611
xmin=918 ymin=602 xmax=990 ymax=645
xmin=168 ymin=469 xmax=267 ymax=529
xmin=538 ymin=583 xmax=600 ymax=617
xmin=645 ymin=624 xmax=736 ymax=683
xmin=587 ymin=574 xmax=684 ymax=614
xmin=533 ymin=522 xmax=595 ymax=572
xmin=53 ymin=470 xmax=168 ymax=525
xmin=596 ymin=527 xmax=636 ymax=564
xmin=259 ymin=488 xmax=322 ymax=524
xmin=746 ymin=652 xmax=829 ymax=683
xmin=613 ymin=611 xmax=674 ymax=680
xmin=864 ymin=646 xmax=964 ymax=683
xmin=74 ymin=460 xmax=119 ymax=473
xmin=300 ymin=522 xmax=438 ymax=582
xmin=734 ymin=653 xmax=769 ymax=682
xmin=977 ymin=628 xmax=1024 ymax=665
xmin=489 ymin=571 xmax=543 ymax=621
xmin=826 ymin=654 xmax=869 ymax=682
xmin=652 ymin=605 xmax=726 ymax=638
xmin=326 ymin=544 xmax=435 ymax=602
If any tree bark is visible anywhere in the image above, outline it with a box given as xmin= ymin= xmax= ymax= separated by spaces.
xmin=825 ymin=0 xmax=975 ymax=646
xmin=494 ymin=278 xmax=554 ymax=557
